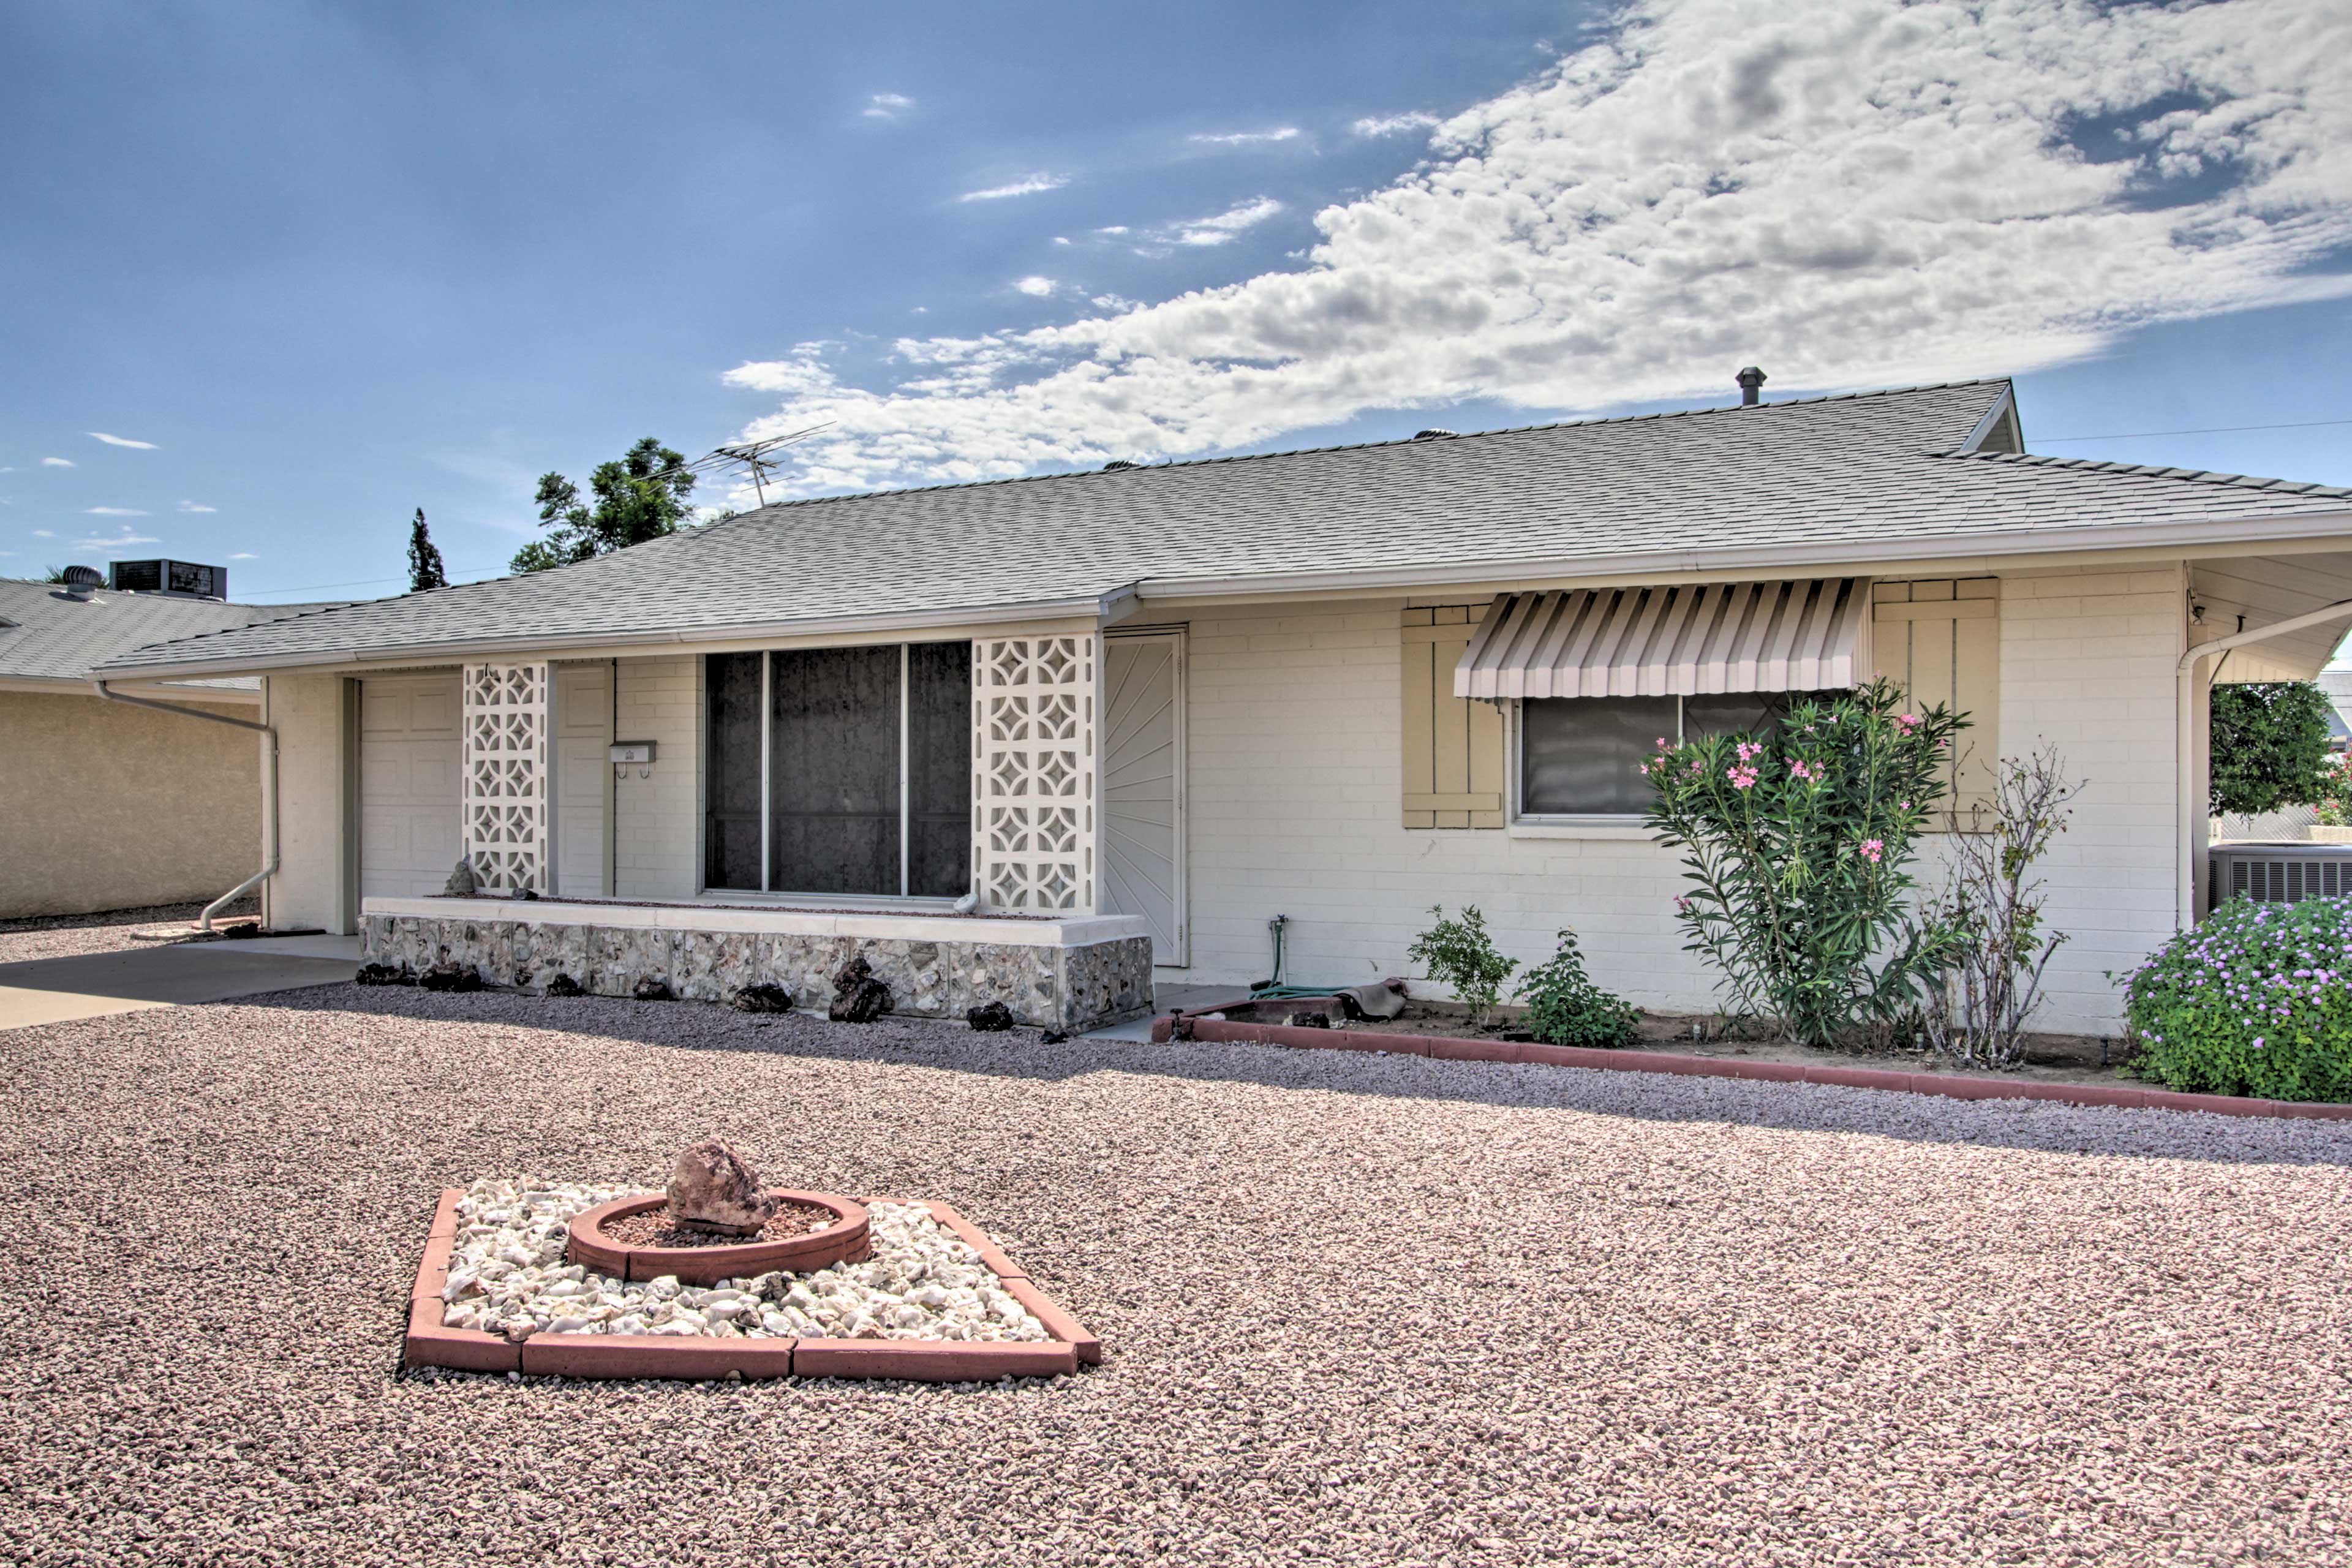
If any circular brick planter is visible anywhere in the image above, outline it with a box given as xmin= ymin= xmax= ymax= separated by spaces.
xmin=567 ymin=1191 xmax=870 ymax=1286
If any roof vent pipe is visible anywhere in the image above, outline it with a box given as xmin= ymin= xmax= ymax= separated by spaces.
xmin=1736 ymin=366 xmax=1767 ymax=407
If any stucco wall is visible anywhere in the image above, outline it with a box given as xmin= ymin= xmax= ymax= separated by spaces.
xmin=1166 ymin=564 xmax=2187 ymax=1036
xmin=265 ymin=673 xmax=355 ymax=935
xmin=614 ymin=655 xmax=702 ymax=900
xmin=0 ymin=688 xmax=262 ymax=919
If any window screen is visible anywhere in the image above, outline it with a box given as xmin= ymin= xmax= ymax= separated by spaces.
xmin=770 ymin=646 xmax=902 ymax=895
xmin=1521 ymin=695 xmax=1676 ymax=816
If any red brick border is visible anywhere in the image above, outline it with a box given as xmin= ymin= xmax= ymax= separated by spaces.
xmin=1151 ymin=1005 xmax=2352 ymax=1123
xmin=403 ymin=1191 xmax=1094 ymax=1381
xmin=565 ymin=1191 xmax=870 ymax=1286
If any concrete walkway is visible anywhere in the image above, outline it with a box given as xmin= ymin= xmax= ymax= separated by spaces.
xmin=0 ymin=940 xmax=360 ymax=1031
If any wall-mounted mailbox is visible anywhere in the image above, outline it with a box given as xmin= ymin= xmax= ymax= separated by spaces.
xmin=611 ymin=741 xmax=656 ymax=779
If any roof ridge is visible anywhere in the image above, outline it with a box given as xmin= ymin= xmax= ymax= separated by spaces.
xmin=1938 ymin=448 xmax=2352 ymax=499
xmin=694 ymin=379 xmax=2015 ymax=529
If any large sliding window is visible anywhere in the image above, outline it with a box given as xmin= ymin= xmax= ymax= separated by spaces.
xmin=704 ymin=644 xmax=972 ymax=897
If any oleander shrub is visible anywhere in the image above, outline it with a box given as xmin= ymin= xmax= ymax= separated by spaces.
xmin=2119 ymin=895 xmax=2352 ymax=1102
xmin=1517 ymin=929 xmax=1640 ymax=1049
xmin=1644 ymin=679 xmax=1966 ymax=1049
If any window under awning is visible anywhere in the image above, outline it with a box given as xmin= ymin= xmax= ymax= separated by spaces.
xmin=1453 ymin=579 xmax=1872 ymax=700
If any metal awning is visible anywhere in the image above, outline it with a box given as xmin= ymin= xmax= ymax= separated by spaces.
xmin=1454 ymin=579 xmax=1871 ymax=699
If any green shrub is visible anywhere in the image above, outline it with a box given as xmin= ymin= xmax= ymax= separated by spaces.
xmin=1644 ymin=679 xmax=1966 ymax=1048
xmin=2120 ymin=895 xmax=2352 ymax=1102
xmin=1517 ymin=929 xmax=1639 ymax=1049
xmin=1407 ymin=905 xmax=1518 ymax=1028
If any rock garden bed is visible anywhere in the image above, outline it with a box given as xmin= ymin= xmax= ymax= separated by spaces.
xmin=405 ymin=1175 xmax=1099 ymax=1382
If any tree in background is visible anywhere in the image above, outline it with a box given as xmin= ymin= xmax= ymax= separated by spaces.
xmin=406 ymin=508 xmax=447 ymax=592
xmin=511 ymin=437 xmax=693 ymax=574
xmin=2209 ymin=680 xmax=2334 ymax=815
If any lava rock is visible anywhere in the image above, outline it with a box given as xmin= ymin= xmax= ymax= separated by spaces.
xmin=965 ymin=1001 xmax=1017 ymax=1032
xmin=827 ymin=954 xmax=893 ymax=1024
xmin=632 ymin=977 xmax=674 ymax=1003
xmin=442 ymin=857 xmax=478 ymax=897
xmin=731 ymin=982 xmax=795 ymax=1014
xmin=354 ymin=962 xmax=413 ymax=987
xmin=666 ymin=1138 xmax=777 ymax=1235
xmin=1292 ymin=1012 xmax=1331 ymax=1030
xmin=418 ymin=962 xmax=481 ymax=993
xmin=1039 ymin=1028 xmax=1070 ymax=1045
xmin=544 ymin=974 xmax=584 ymax=997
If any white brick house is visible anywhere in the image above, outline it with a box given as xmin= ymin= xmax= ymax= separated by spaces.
xmin=92 ymin=380 xmax=2352 ymax=1033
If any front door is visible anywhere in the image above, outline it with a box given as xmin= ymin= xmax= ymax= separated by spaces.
xmin=358 ymin=674 xmax=461 ymax=900
xmin=1102 ymin=631 xmax=1186 ymax=967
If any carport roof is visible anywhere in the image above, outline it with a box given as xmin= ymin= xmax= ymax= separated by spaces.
xmin=92 ymin=379 xmax=2352 ymax=678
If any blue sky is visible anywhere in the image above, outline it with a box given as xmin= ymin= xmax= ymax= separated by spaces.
xmin=2 ymin=0 xmax=2347 ymax=605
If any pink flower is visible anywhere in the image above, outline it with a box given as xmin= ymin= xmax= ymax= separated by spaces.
xmin=1789 ymin=760 xmax=1820 ymax=783
xmin=1898 ymin=800 xmax=1911 ymax=812
xmin=1894 ymin=712 xmax=1920 ymax=733
xmin=1858 ymin=838 xmax=1884 ymax=863
xmin=1728 ymin=765 xmax=1759 ymax=790
xmin=1656 ymin=737 xmax=1670 ymax=749
xmin=1735 ymin=740 xmax=1763 ymax=762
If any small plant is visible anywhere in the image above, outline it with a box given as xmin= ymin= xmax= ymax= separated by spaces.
xmin=2315 ymin=755 xmax=2351 ymax=827
xmin=1912 ymin=747 xmax=2086 ymax=1069
xmin=1644 ymin=679 xmax=1966 ymax=1049
xmin=1408 ymin=905 xmax=1518 ymax=1028
xmin=2119 ymin=894 xmax=2352 ymax=1102
xmin=1517 ymin=929 xmax=1639 ymax=1049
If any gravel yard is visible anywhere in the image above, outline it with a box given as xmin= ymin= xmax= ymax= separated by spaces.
xmin=3 ymin=986 xmax=2348 ymax=1567
xmin=0 ymin=900 xmax=254 ymax=965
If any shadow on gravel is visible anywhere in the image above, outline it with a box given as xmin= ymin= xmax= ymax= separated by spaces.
xmin=235 ymin=982 xmax=2352 ymax=1170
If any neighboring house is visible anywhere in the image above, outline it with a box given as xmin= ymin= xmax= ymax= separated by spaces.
xmin=90 ymin=379 xmax=2352 ymax=1033
xmin=0 ymin=564 xmax=339 ymax=919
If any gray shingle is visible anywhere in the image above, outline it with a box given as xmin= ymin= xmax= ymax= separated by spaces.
xmin=93 ymin=380 xmax=2352 ymax=676
xmin=0 ymin=581 xmax=342 ymax=685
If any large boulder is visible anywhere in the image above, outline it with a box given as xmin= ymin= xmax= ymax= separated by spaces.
xmin=666 ymin=1139 xmax=777 ymax=1235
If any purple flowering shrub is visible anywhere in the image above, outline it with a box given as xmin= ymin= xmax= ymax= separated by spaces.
xmin=1644 ymin=679 xmax=1967 ymax=1048
xmin=2121 ymin=896 xmax=2352 ymax=1102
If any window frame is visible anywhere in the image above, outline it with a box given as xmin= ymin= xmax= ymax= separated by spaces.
xmin=701 ymin=641 xmax=972 ymax=903
xmin=1505 ymin=690 xmax=1811 ymax=837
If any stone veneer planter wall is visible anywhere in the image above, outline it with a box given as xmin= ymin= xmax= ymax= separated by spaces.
xmin=361 ymin=897 xmax=1154 ymax=1034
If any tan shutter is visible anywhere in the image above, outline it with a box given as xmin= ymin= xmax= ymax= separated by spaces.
xmin=1401 ymin=605 xmax=1504 ymax=828
xmin=1872 ymin=579 xmax=2000 ymax=823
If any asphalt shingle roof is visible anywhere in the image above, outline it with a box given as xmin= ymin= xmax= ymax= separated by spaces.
xmin=0 ymin=580 xmax=340 ymax=686
xmin=93 ymin=380 xmax=2352 ymax=676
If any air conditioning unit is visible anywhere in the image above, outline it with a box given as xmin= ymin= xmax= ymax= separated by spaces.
xmin=2209 ymin=842 xmax=2352 ymax=907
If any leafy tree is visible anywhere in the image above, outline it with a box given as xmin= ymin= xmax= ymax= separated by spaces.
xmin=2210 ymin=681 xmax=2334 ymax=815
xmin=406 ymin=508 xmax=447 ymax=592
xmin=511 ymin=437 xmax=694 ymax=574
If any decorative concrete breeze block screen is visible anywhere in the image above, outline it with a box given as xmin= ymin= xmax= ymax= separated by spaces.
xmin=461 ymin=660 xmax=549 ymax=893
xmin=973 ymin=635 xmax=1097 ymax=911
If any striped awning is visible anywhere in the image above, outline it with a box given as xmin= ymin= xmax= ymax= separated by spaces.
xmin=1454 ymin=579 xmax=1871 ymax=699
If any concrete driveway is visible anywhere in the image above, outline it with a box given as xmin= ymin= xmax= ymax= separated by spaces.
xmin=0 ymin=935 xmax=358 ymax=1030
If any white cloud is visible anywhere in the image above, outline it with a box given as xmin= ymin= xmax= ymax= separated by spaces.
xmin=1096 ymin=225 xmax=1129 ymax=236
xmin=88 ymin=431 xmax=159 ymax=449
xmin=1352 ymin=111 xmax=1440 ymax=138
xmin=83 ymin=506 xmax=148 ymax=516
xmin=32 ymin=529 xmax=54 ymax=538
xmin=230 ymin=551 xmax=257 ymax=560
xmin=729 ymin=0 xmax=2352 ymax=493
xmin=1189 ymin=127 xmax=1302 ymax=147
xmin=863 ymin=92 xmax=914 ymax=119
xmin=1012 ymin=276 xmax=1058 ymax=297
xmin=1053 ymin=236 xmax=1072 ymax=246
xmin=75 ymin=529 xmax=160 ymax=549
xmin=958 ymin=173 xmax=1067 ymax=202
xmin=40 ymin=457 xmax=74 ymax=467
xmin=1164 ymin=197 xmax=1285 ymax=247
xmin=177 ymin=500 xmax=217 ymax=513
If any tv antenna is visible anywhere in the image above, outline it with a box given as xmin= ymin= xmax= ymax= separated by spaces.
xmin=671 ymin=423 xmax=831 ymax=507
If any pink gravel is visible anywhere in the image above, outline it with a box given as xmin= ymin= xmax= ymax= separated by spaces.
xmin=0 ymin=981 xmax=2347 ymax=1566
xmin=0 ymin=900 xmax=255 ymax=965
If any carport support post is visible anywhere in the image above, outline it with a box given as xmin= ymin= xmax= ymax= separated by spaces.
xmin=2175 ymin=596 xmax=2352 ymax=930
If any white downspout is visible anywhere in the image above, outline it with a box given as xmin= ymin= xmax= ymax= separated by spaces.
xmin=2174 ymin=597 xmax=2352 ymax=930
xmin=91 ymin=680 xmax=279 ymax=933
